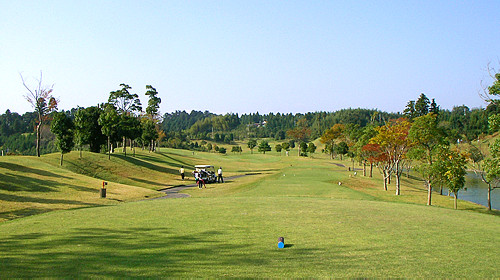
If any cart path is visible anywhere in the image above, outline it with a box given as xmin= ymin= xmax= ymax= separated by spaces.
xmin=331 ymin=162 xmax=363 ymax=171
xmin=153 ymin=174 xmax=257 ymax=199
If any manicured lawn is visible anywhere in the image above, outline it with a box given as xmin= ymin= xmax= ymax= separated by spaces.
xmin=0 ymin=148 xmax=499 ymax=277
xmin=0 ymin=155 xmax=161 ymax=222
xmin=0 ymin=196 xmax=498 ymax=278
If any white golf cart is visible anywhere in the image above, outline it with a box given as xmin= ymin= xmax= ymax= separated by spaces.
xmin=193 ymin=165 xmax=217 ymax=183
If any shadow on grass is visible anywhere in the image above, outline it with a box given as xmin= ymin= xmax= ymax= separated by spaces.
xmin=0 ymin=227 xmax=358 ymax=278
xmin=0 ymin=162 xmax=71 ymax=179
xmin=0 ymin=193 xmax=98 ymax=206
xmin=0 ymin=208 xmax=52 ymax=221
xmin=114 ymin=154 xmax=178 ymax=175
xmin=0 ymin=173 xmax=61 ymax=192
xmin=130 ymin=177 xmax=170 ymax=187
xmin=68 ymin=185 xmax=98 ymax=193
xmin=135 ymin=152 xmax=192 ymax=169
xmin=157 ymin=152 xmax=193 ymax=168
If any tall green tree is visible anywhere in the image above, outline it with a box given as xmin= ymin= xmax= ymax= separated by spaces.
xmin=98 ymin=104 xmax=120 ymax=160
xmin=275 ymin=144 xmax=282 ymax=154
xmin=443 ymin=149 xmax=467 ymax=209
xmin=145 ymin=85 xmax=161 ymax=120
xmin=478 ymin=139 xmax=500 ymax=210
xmin=299 ymin=142 xmax=308 ymax=155
xmin=145 ymin=85 xmax=162 ymax=151
xmin=20 ymin=72 xmax=58 ymax=157
xmin=119 ymin=114 xmax=142 ymax=156
xmin=408 ymin=113 xmax=446 ymax=206
xmin=403 ymin=100 xmax=416 ymax=120
xmin=74 ymin=106 xmax=106 ymax=156
xmin=307 ymin=142 xmax=317 ymax=155
xmin=247 ymin=139 xmax=257 ymax=154
xmin=281 ymin=142 xmax=290 ymax=152
xmin=429 ymin=98 xmax=439 ymax=115
xmin=141 ymin=118 xmax=159 ymax=152
xmin=414 ymin=93 xmax=430 ymax=117
xmin=335 ymin=141 xmax=349 ymax=160
xmin=109 ymin=84 xmax=142 ymax=114
xmin=108 ymin=84 xmax=142 ymax=155
xmin=258 ymin=140 xmax=272 ymax=154
xmin=50 ymin=112 xmax=74 ymax=166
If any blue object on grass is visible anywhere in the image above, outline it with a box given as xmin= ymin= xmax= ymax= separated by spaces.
xmin=278 ymin=241 xmax=284 ymax=248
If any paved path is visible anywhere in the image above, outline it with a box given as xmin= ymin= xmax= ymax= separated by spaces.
xmin=153 ymin=174 xmax=254 ymax=199
xmin=331 ymin=162 xmax=363 ymax=171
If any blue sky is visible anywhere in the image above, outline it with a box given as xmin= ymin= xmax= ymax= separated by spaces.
xmin=1 ymin=1 xmax=499 ymax=116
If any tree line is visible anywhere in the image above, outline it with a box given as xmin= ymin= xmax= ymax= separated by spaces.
xmin=1 ymin=97 xmax=497 ymax=157
xmin=1 ymin=68 xmax=499 ymax=209
xmin=316 ymin=74 xmax=500 ymax=210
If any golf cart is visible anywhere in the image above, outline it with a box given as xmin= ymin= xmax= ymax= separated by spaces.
xmin=193 ymin=165 xmax=217 ymax=183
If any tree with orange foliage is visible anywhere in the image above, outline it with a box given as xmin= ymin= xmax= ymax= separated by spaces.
xmin=370 ymin=118 xmax=412 ymax=195
xmin=320 ymin=123 xmax=344 ymax=159
xmin=362 ymin=143 xmax=391 ymax=188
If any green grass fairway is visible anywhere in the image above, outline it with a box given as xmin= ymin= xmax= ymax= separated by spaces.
xmin=1 ymin=197 xmax=498 ymax=278
xmin=1 ymin=149 xmax=499 ymax=277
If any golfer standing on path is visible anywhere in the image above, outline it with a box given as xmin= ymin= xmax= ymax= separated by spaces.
xmin=179 ymin=166 xmax=185 ymax=180
xmin=218 ymin=167 xmax=224 ymax=183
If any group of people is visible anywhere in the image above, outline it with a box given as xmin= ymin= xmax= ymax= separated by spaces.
xmin=179 ymin=166 xmax=224 ymax=189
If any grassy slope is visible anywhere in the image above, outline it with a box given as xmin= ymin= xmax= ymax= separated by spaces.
xmin=0 ymin=148 xmax=499 ymax=277
xmin=0 ymin=155 xmax=161 ymax=221
xmin=0 ymin=148 xmax=283 ymax=222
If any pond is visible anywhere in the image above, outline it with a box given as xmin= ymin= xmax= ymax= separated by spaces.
xmin=440 ymin=172 xmax=499 ymax=210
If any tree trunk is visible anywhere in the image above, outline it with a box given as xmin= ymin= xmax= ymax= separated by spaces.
xmin=107 ymin=136 xmax=111 ymax=160
xmin=395 ymin=176 xmax=400 ymax=195
xmin=36 ymin=123 xmax=41 ymax=157
xmin=395 ymin=161 xmax=400 ymax=195
xmin=151 ymin=139 xmax=154 ymax=152
xmin=454 ymin=192 xmax=458 ymax=209
xmin=123 ymin=136 xmax=126 ymax=156
xmin=383 ymin=170 xmax=388 ymax=191
xmin=363 ymin=161 xmax=366 ymax=177
xmin=60 ymin=153 xmax=63 ymax=166
xmin=427 ymin=181 xmax=432 ymax=206
xmin=369 ymin=163 xmax=373 ymax=178
xmin=79 ymin=147 xmax=82 ymax=159
xmin=488 ymin=184 xmax=492 ymax=211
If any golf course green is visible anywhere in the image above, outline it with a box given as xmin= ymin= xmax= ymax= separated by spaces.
xmin=0 ymin=148 xmax=499 ymax=278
